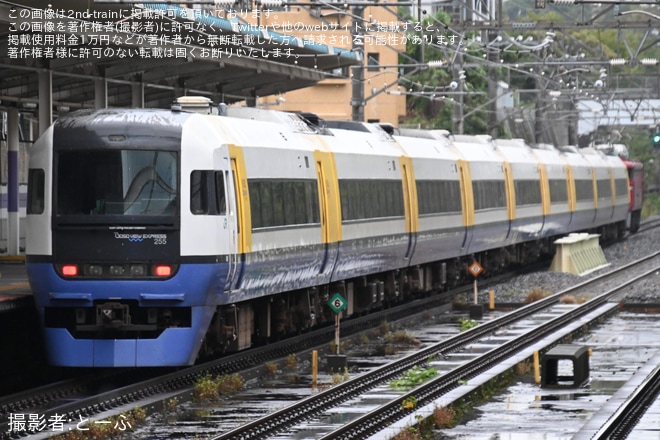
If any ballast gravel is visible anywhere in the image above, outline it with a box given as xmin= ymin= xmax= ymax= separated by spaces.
xmin=486 ymin=216 xmax=660 ymax=304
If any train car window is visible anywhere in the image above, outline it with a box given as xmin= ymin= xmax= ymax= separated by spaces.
xmin=339 ymin=179 xmax=404 ymax=221
xmin=190 ymin=170 xmax=209 ymax=214
xmin=597 ymin=179 xmax=611 ymax=200
xmin=614 ymin=178 xmax=627 ymax=197
xmin=416 ymin=180 xmax=462 ymax=215
xmin=378 ymin=181 xmax=389 ymax=217
xmin=260 ymin=182 xmax=274 ymax=227
xmin=249 ymin=180 xmax=263 ymax=228
xmin=215 ymin=172 xmax=227 ymax=215
xmin=248 ymin=179 xmax=320 ymax=229
xmin=514 ymin=179 xmax=542 ymax=206
xmin=473 ymin=180 xmax=506 ymax=210
xmin=291 ymin=181 xmax=305 ymax=224
xmin=307 ymin=181 xmax=320 ymax=223
xmin=342 ymin=182 xmax=354 ymax=220
xmin=57 ymin=150 xmax=177 ymax=217
xmin=27 ymin=168 xmax=45 ymax=215
xmin=575 ymin=179 xmax=594 ymax=201
xmin=272 ymin=181 xmax=285 ymax=226
xmin=355 ymin=181 xmax=367 ymax=219
xmin=281 ymin=181 xmax=298 ymax=225
xmin=191 ymin=170 xmax=226 ymax=215
xmin=549 ymin=179 xmax=568 ymax=203
xmin=442 ymin=180 xmax=461 ymax=212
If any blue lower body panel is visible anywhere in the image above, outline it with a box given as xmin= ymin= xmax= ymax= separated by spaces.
xmin=42 ymin=307 xmax=211 ymax=367
xmin=27 ymin=261 xmax=227 ymax=367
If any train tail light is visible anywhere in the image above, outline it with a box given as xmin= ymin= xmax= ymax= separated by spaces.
xmin=154 ymin=265 xmax=173 ymax=277
xmin=61 ymin=264 xmax=79 ymax=277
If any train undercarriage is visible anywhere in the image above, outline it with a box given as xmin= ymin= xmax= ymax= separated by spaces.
xmin=200 ymin=221 xmax=626 ymax=359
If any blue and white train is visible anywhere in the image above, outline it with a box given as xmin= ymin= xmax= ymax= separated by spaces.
xmin=26 ymin=97 xmax=641 ymax=367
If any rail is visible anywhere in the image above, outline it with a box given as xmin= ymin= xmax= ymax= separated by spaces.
xmin=212 ymin=251 xmax=660 ymax=440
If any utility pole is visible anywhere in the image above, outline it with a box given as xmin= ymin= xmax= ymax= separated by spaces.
xmin=418 ymin=0 xmax=425 ymax=64
xmin=486 ymin=30 xmax=499 ymax=138
xmin=535 ymin=76 xmax=545 ymax=144
xmin=453 ymin=65 xmax=465 ymax=134
xmin=351 ymin=5 xmax=365 ymax=122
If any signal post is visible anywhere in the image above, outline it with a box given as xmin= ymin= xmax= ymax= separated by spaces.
xmin=468 ymin=261 xmax=485 ymax=319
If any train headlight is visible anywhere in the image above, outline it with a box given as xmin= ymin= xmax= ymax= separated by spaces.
xmin=130 ymin=264 xmax=146 ymax=277
xmin=109 ymin=265 xmax=125 ymax=276
xmin=86 ymin=265 xmax=103 ymax=276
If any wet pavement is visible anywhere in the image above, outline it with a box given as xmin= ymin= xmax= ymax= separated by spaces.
xmin=130 ymin=309 xmax=660 ymax=440
xmin=433 ymin=311 xmax=660 ymax=440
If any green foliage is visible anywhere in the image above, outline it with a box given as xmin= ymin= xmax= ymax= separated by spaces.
xmin=618 ymin=128 xmax=660 ymax=219
xmin=390 ymin=366 xmax=438 ymax=390
xmin=285 ymin=353 xmax=299 ymax=370
xmin=193 ymin=373 xmax=245 ymax=402
xmin=400 ymin=0 xmax=660 ymax=134
xmin=332 ymin=367 xmax=351 ymax=385
xmin=263 ymin=361 xmax=278 ymax=377
xmin=459 ymin=318 xmax=478 ymax=331
xmin=402 ymin=395 xmax=418 ymax=410
xmin=642 ymin=193 xmax=660 ymax=219
xmin=385 ymin=330 xmax=422 ymax=346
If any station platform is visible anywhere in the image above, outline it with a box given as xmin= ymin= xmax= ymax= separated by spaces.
xmin=0 ymin=259 xmax=48 ymax=395
xmin=573 ymin=349 xmax=660 ymax=439
xmin=0 ymin=258 xmax=33 ymax=313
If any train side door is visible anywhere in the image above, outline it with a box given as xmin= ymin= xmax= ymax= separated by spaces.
xmin=214 ymin=147 xmax=240 ymax=292
xmin=457 ymin=159 xmax=474 ymax=250
xmin=313 ymin=149 xmax=341 ymax=280
xmin=399 ymin=157 xmax=418 ymax=260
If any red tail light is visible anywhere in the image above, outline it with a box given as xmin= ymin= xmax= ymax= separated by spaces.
xmin=154 ymin=265 xmax=172 ymax=277
xmin=61 ymin=265 xmax=79 ymax=276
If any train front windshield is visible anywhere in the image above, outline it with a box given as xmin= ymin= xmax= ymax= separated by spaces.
xmin=56 ymin=150 xmax=178 ymax=220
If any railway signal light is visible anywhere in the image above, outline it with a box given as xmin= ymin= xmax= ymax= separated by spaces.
xmin=653 ymin=132 xmax=660 ymax=148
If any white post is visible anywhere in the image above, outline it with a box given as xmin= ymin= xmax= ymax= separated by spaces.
xmin=335 ymin=313 xmax=340 ymax=355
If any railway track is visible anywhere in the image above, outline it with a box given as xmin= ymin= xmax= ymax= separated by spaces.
xmin=590 ymin=356 xmax=660 ymax=439
xmin=2 ymin=247 xmax=657 ymax=439
xmin=0 ymin=278 xmax=470 ymax=440
xmin=210 ymin=250 xmax=660 ymax=440
xmin=637 ymin=216 xmax=660 ymax=234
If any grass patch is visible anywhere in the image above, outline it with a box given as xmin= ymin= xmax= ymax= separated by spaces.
xmin=263 ymin=361 xmax=278 ymax=377
xmin=525 ymin=287 xmax=550 ymax=302
xmin=285 ymin=354 xmax=299 ymax=370
xmin=331 ymin=368 xmax=350 ymax=385
xmin=459 ymin=318 xmax=478 ymax=331
xmin=385 ymin=330 xmax=422 ymax=346
xmin=390 ymin=366 xmax=438 ymax=391
xmin=559 ymin=294 xmax=577 ymax=304
xmin=393 ymin=427 xmax=423 ymax=440
xmin=194 ymin=373 xmax=245 ymax=402
xmin=433 ymin=405 xmax=457 ymax=428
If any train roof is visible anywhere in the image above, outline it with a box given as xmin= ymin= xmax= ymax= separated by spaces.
xmin=52 ymin=108 xmax=192 ymax=150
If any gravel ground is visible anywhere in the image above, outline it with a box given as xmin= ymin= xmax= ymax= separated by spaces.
xmin=485 ymin=216 xmax=660 ymax=303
